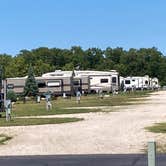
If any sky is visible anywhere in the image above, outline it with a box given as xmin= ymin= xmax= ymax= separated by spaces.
xmin=0 ymin=0 xmax=166 ymax=56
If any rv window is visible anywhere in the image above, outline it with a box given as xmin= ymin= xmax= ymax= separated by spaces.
xmin=112 ymin=77 xmax=117 ymax=83
xmin=50 ymin=74 xmax=63 ymax=76
xmin=37 ymin=80 xmax=46 ymax=88
xmin=145 ymin=80 xmax=148 ymax=84
xmin=132 ymin=79 xmax=135 ymax=82
xmin=37 ymin=81 xmax=46 ymax=88
xmin=7 ymin=84 xmax=14 ymax=89
xmin=47 ymin=81 xmax=61 ymax=87
xmin=100 ymin=79 xmax=108 ymax=83
xmin=125 ymin=80 xmax=130 ymax=84
xmin=73 ymin=80 xmax=80 ymax=86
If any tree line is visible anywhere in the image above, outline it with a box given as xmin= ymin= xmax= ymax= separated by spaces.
xmin=1 ymin=46 xmax=166 ymax=86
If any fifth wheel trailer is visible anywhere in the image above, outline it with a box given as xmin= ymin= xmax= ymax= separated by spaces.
xmin=74 ymin=70 xmax=119 ymax=93
xmin=42 ymin=70 xmax=90 ymax=95
xmin=43 ymin=70 xmax=119 ymax=93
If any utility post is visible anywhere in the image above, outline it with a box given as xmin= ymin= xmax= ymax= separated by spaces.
xmin=148 ymin=141 xmax=156 ymax=166
xmin=3 ymin=79 xmax=8 ymax=121
xmin=0 ymin=66 xmax=9 ymax=121
xmin=0 ymin=67 xmax=2 ymax=116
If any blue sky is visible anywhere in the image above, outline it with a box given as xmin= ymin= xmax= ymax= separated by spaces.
xmin=0 ymin=0 xmax=166 ymax=56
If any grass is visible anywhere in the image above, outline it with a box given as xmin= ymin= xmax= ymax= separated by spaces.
xmin=0 ymin=90 xmax=151 ymax=126
xmin=55 ymin=91 xmax=151 ymax=108
xmin=145 ymin=123 xmax=166 ymax=153
xmin=0 ymin=117 xmax=83 ymax=127
xmin=146 ymin=123 xmax=166 ymax=133
xmin=4 ymin=90 xmax=151 ymax=117
xmin=0 ymin=134 xmax=12 ymax=145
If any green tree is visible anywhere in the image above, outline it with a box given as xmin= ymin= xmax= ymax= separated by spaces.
xmin=6 ymin=56 xmax=28 ymax=77
xmin=62 ymin=62 xmax=74 ymax=70
xmin=105 ymin=47 xmax=124 ymax=64
xmin=85 ymin=48 xmax=104 ymax=69
xmin=0 ymin=54 xmax=13 ymax=78
xmin=23 ymin=65 xmax=39 ymax=97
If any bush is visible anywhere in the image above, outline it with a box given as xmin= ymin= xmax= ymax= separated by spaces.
xmin=7 ymin=90 xmax=17 ymax=102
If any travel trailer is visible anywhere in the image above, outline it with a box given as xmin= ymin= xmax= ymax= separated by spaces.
xmin=151 ymin=77 xmax=160 ymax=89
xmin=121 ymin=75 xmax=151 ymax=90
xmin=6 ymin=77 xmax=26 ymax=94
xmin=6 ymin=70 xmax=90 ymax=96
xmin=120 ymin=75 xmax=160 ymax=91
xmin=131 ymin=75 xmax=150 ymax=90
xmin=36 ymin=76 xmax=73 ymax=95
xmin=6 ymin=75 xmax=73 ymax=96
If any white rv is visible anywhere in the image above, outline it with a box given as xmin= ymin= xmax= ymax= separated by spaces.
xmin=131 ymin=75 xmax=150 ymax=90
xmin=121 ymin=77 xmax=134 ymax=90
xmin=151 ymin=77 xmax=160 ymax=89
xmin=121 ymin=75 xmax=151 ymax=90
xmin=43 ymin=70 xmax=119 ymax=93
xmin=74 ymin=70 xmax=119 ymax=93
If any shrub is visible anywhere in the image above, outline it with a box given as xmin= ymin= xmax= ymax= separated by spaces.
xmin=7 ymin=90 xmax=17 ymax=102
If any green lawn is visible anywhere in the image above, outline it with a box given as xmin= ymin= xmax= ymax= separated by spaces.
xmin=0 ymin=90 xmax=152 ymax=127
xmin=6 ymin=90 xmax=151 ymax=117
xmin=0 ymin=117 xmax=83 ymax=127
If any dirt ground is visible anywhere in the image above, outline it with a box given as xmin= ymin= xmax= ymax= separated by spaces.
xmin=0 ymin=90 xmax=166 ymax=156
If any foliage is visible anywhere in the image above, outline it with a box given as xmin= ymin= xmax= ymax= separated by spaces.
xmin=7 ymin=90 xmax=17 ymax=102
xmin=0 ymin=46 xmax=166 ymax=85
xmin=23 ymin=65 xmax=39 ymax=96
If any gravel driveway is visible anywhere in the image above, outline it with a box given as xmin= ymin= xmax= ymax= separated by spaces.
xmin=0 ymin=91 xmax=166 ymax=156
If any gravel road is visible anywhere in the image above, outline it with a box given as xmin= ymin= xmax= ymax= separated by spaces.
xmin=0 ymin=91 xmax=166 ymax=156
